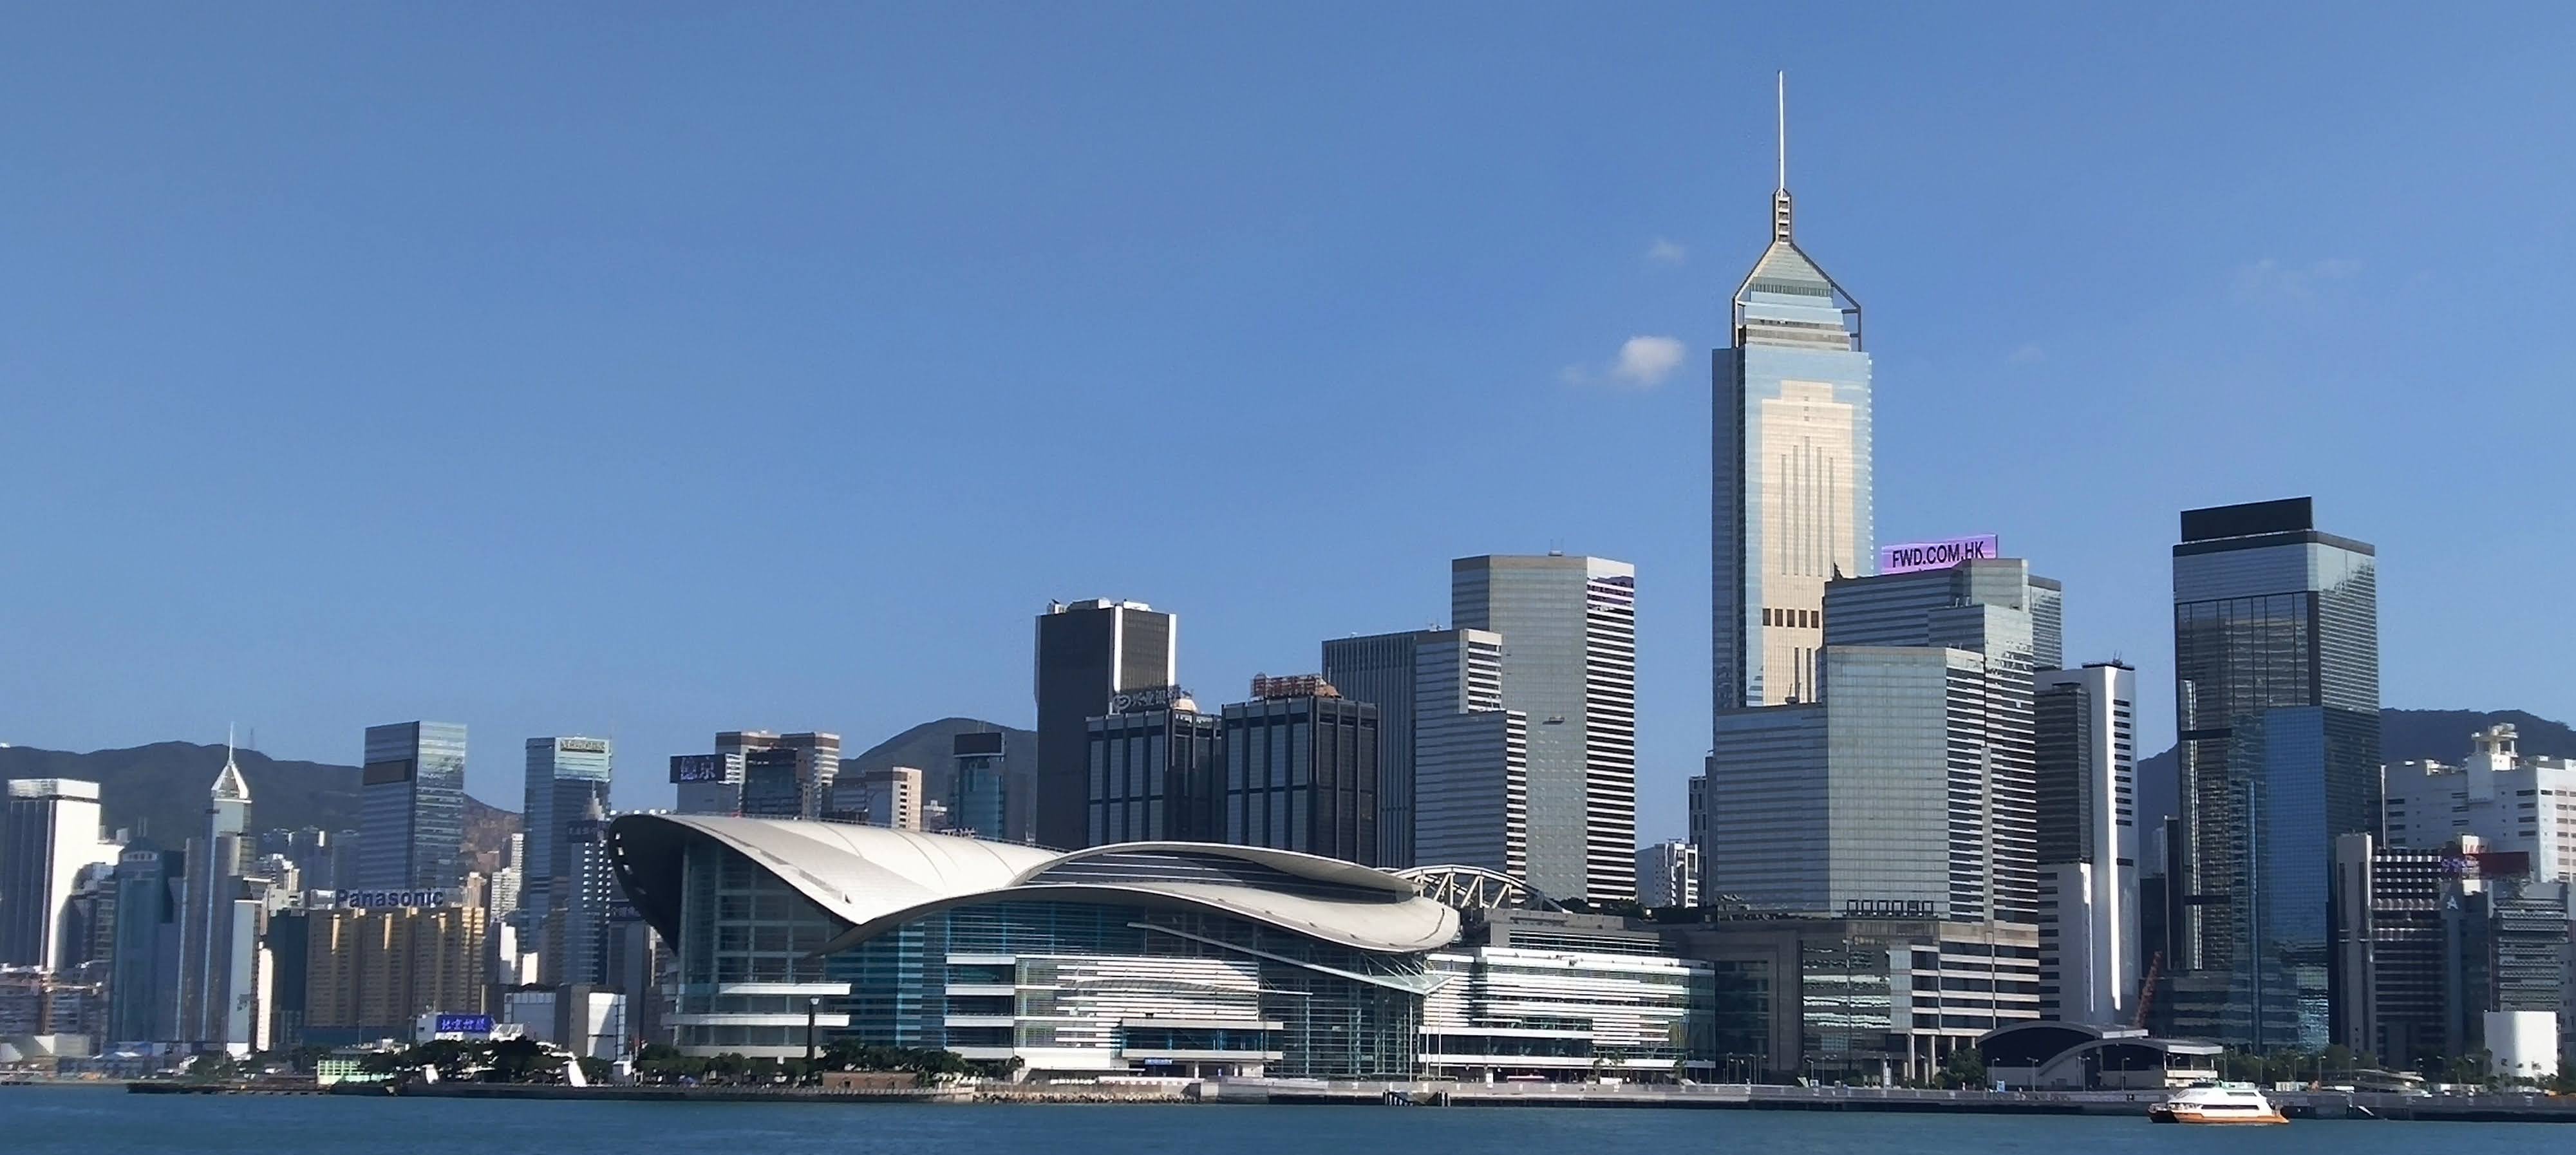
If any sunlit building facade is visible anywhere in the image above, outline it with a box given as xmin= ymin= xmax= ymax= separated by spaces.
xmin=612 ymin=816 xmax=1456 ymax=1075
xmin=1419 ymin=908 xmax=1714 ymax=1082
xmin=1452 ymin=554 xmax=1637 ymax=903
xmin=1711 ymin=120 xmax=1872 ymax=717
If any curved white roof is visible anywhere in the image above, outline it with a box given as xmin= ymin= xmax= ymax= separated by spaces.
xmin=611 ymin=815 xmax=1458 ymax=957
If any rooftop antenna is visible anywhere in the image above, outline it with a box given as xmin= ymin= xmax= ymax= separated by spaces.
xmin=1776 ymin=70 xmax=1788 ymax=191
xmin=1772 ymin=71 xmax=1794 ymax=243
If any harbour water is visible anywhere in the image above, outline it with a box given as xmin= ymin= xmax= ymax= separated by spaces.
xmin=7 ymin=1085 xmax=2573 ymax=1154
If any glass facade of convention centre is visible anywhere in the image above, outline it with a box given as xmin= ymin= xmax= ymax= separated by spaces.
xmin=832 ymin=897 xmax=1426 ymax=1078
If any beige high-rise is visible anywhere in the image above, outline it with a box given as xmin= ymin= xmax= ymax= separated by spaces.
xmin=1712 ymin=78 xmax=1872 ymax=717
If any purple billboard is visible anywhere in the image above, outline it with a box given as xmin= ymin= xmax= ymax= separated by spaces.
xmin=1877 ymin=534 xmax=2000 ymax=574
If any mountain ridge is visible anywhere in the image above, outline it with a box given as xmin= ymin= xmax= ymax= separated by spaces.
xmin=0 ymin=716 xmax=1038 ymax=870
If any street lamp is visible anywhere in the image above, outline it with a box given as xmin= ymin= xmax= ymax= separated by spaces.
xmin=805 ymin=997 xmax=821 ymax=1067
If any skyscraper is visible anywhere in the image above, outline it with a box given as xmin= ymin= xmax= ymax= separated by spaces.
xmin=1217 ymin=681 xmax=1381 ymax=865
xmin=1322 ymin=626 xmax=1512 ymax=869
xmin=1702 ymin=554 xmax=2049 ymax=925
xmin=359 ymin=722 xmax=468 ymax=893
xmin=849 ymin=767 xmax=924 ymax=831
xmin=2171 ymin=496 xmax=2379 ymax=1049
xmin=106 ymin=843 xmax=184 ymax=1044
xmin=1 ymin=778 xmax=111 ymax=968
xmin=263 ymin=827 xmax=339 ymax=893
xmin=1035 ymin=599 xmax=1176 ymax=850
xmin=719 ymin=731 xmax=840 ymax=820
xmin=668 ymin=752 xmax=745 ymax=816
xmin=1636 ymin=840 xmax=1700 ymax=909
xmin=556 ymin=792 xmax=616 ymax=988
xmin=1712 ymin=75 xmax=1873 ymax=715
xmin=947 ymin=731 xmax=1010 ymax=840
xmin=1824 ymin=557 xmax=2047 ymax=925
xmin=522 ymin=736 xmax=612 ymax=970
xmin=1413 ymin=708 xmax=1527 ymax=878
xmin=178 ymin=746 xmax=257 ymax=1049
xmin=2033 ymin=661 xmax=2139 ymax=1025
xmin=1084 ymin=697 xmax=1222 ymax=845
xmin=1453 ymin=554 xmax=1637 ymax=901
xmin=523 ymin=736 xmax=612 ymax=984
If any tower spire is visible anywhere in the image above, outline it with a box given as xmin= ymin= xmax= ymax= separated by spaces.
xmin=211 ymin=722 xmax=251 ymax=803
xmin=1772 ymin=71 xmax=1794 ymax=242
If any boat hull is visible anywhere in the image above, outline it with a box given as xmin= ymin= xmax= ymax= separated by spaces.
xmin=2148 ymin=1105 xmax=2288 ymax=1125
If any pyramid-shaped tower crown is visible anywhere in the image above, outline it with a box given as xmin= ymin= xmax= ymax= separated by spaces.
xmin=211 ymin=740 xmax=252 ymax=803
xmin=1732 ymin=71 xmax=1861 ymax=353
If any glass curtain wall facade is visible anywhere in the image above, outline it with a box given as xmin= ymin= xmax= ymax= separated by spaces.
xmin=1821 ymin=648 xmax=1977 ymax=917
xmin=1668 ymin=917 xmax=2041 ymax=1084
xmin=1822 ymin=558 xmax=2047 ymax=926
xmin=667 ymin=842 xmax=847 ymax=1055
xmin=1036 ymin=601 xmax=1178 ymax=850
xmin=1322 ymin=627 xmax=1512 ymax=870
xmin=831 ymin=899 xmax=1425 ymax=1078
xmin=1711 ymin=183 xmax=1872 ymax=716
xmin=1217 ymin=696 xmax=1380 ymax=866
xmin=948 ymin=731 xmax=1010 ymax=840
xmin=2172 ymin=498 xmax=2378 ymax=1050
xmin=1085 ymin=708 xmax=1223 ymax=845
xmin=1453 ymin=555 xmax=1637 ymax=902
xmin=1414 ymin=710 xmax=1528 ymax=878
xmin=1418 ymin=946 xmax=1713 ymax=1080
xmin=107 ymin=846 xmax=183 ymax=1043
xmin=359 ymin=722 xmax=468 ymax=892
xmin=718 ymin=731 xmax=841 ymax=821
xmin=523 ymin=735 xmax=613 ymax=979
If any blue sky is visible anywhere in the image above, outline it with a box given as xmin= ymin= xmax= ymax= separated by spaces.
xmin=5 ymin=6 xmax=2572 ymax=839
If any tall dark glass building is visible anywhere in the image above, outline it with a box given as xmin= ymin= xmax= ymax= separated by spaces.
xmin=523 ymin=735 xmax=613 ymax=983
xmin=2170 ymin=497 xmax=2378 ymax=1049
xmin=948 ymin=731 xmax=1010 ymax=840
xmin=1035 ymin=600 xmax=1176 ymax=850
xmin=1219 ymin=688 xmax=1381 ymax=867
xmin=107 ymin=843 xmax=184 ymax=1044
xmin=359 ymin=721 xmax=468 ymax=892
xmin=1085 ymin=702 xmax=1223 ymax=845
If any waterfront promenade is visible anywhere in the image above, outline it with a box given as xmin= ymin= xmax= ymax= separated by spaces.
xmin=56 ymin=1075 xmax=2576 ymax=1122
xmin=1216 ymin=1079 xmax=2576 ymax=1122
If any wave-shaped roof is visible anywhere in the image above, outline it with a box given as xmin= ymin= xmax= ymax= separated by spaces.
xmin=610 ymin=815 xmax=1460 ymax=957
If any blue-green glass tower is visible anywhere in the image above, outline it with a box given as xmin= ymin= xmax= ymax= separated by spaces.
xmin=2168 ymin=497 xmax=2380 ymax=1049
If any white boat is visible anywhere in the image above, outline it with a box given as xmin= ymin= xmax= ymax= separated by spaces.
xmin=2149 ymin=1082 xmax=2288 ymax=1125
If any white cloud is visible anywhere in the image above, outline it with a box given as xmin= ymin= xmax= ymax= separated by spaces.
xmin=1611 ymin=335 xmax=1688 ymax=386
xmin=1645 ymin=238 xmax=1688 ymax=265
xmin=2007 ymin=343 xmax=2046 ymax=366
xmin=1562 ymin=335 xmax=1690 ymax=389
xmin=2232 ymin=257 xmax=2362 ymax=303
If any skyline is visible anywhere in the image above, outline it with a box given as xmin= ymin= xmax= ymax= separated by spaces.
xmin=7 ymin=8 xmax=2576 ymax=839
